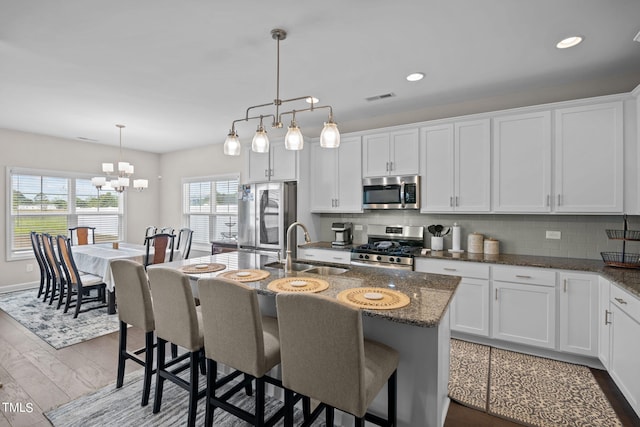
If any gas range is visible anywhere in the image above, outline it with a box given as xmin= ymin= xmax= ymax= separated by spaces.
xmin=350 ymin=225 xmax=424 ymax=270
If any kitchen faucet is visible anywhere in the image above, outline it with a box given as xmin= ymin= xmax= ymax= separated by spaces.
xmin=285 ymin=222 xmax=312 ymax=272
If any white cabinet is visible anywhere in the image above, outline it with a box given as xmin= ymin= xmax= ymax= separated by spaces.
xmin=598 ymin=277 xmax=611 ymax=370
xmin=558 ymin=272 xmax=599 ymax=357
xmin=362 ymin=128 xmax=419 ymax=177
xmin=492 ymin=266 xmax=556 ymax=349
xmin=420 ymin=119 xmax=490 ymax=212
xmin=554 ymin=101 xmax=623 ymax=213
xmin=297 ymin=247 xmax=351 ymax=265
xmin=414 ymin=259 xmax=490 ymax=337
xmin=310 ymin=137 xmax=362 ymax=213
xmin=492 ymin=111 xmax=552 ymax=212
xmin=247 ymin=141 xmax=297 ymax=182
xmin=609 ymin=284 xmax=640 ymax=417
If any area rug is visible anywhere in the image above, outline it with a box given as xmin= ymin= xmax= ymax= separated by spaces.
xmin=0 ymin=289 xmax=119 ymax=349
xmin=449 ymin=339 xmax=622 ymax=427
xmin=45 ymin=368 xmax=322 ymax=427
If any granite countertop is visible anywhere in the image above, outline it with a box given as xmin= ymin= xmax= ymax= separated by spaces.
xmin=161 ymin=250 xmax=461 ymax=329
xmin=300 ymin=242 xmax=640 ymax=299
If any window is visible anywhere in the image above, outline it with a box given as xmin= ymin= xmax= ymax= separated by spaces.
xmin=183 ymin=174 xmax=239 ymax=252
xmin=8 ymin=167 xmax=124 ymax=260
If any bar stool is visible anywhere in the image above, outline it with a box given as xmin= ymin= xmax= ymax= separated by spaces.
xmin=197 ymin=277 xmax=286 ymax=427
xmin=147 ymin=267 xmax=205 ymax=427
xmin=276 ymin=292 xmax=399 ymax=427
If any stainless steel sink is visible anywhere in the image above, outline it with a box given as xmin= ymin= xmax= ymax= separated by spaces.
xmin=264 ymin=261 xmax=314 ymax=271
xmin=303 ymin=266 xmax=349 ymax=275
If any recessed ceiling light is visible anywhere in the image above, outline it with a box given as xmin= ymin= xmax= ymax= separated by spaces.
xmin=305 ymin=97 xmax=319 ymax=104
xmin=406 ymin=72 xmax=425 ymax=82
xmin=556 ymin=36 xmax=583 ymax=49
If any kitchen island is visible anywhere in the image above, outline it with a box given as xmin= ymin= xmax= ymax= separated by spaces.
xmin=152 ymin=250 xmax=461 ymax=427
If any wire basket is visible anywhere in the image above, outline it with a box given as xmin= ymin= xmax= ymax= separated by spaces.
xmin=600 ymin=251 xmax=640 ymax=268
xmin=605 ymin=229 xmax=640 ymax=241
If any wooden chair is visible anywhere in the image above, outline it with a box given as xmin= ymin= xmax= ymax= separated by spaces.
xmin=176 ymin=228 xmax=194 ymax=259
xmin=144 ymin=233 xmax=175 ymax=267
xmin=68 ymin=226 xmax=96 ymax=245
xmin=144 ymin=226 xmax=157 ymax=244
xmin=40 ymin=233 xmax=66 ymax=307
xmin=56 ymin=235 xmax=107 ymax=318
xmin=276 ymin=292 xmax=399 ymax=427
xmin=30 ymin=232 xmax=50 ymax=300
xmin=159 ymin=227 xmax=174 ymax=235
xmin=147 ymin=267 xmax=205 ymax=427
xmin=197 ymin=277 xmax=286 ymax=427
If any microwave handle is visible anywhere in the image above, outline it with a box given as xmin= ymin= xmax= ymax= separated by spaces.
xmin=400 ymin=180 xmax=405 ymax=208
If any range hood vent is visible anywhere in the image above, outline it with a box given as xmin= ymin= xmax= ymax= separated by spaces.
xmin=365 ymin=92 xmax=396 ymax=102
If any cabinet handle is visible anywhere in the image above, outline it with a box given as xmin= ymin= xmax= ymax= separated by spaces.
xmin=495 ymin=289 xmax=499 ymax=300
xmin=614 ymin=297 xmax=627 ymax=305
xmin=385 ymin=162 xmax=389 ymax=172
xmin=389 ymin=161 xmax=394 ymax=171
xmin=515 ymin=275 xmax=531 ymax=279
xmin=455 ymin=196 xmax=459 ymax=207
xmin=265 ymin=169 xmax=269 ymax=177
xmin=270 ymin=168 xmax=274 ymax=177
xmin=306 ymin=254 xmax=315 ymax=257
xmin=443 ymin=268 xmax=457 ymax=271
xmin=331 ymin=199 xmax=335 ymax=207
xmin=449 ymin=196 xmax=453 ymax=207
xmin=333 ymin=257 xmax=342 ymax=260
xmin=546 ymin=195 xmax=550 ymax=207
xmin=605 ymin=309 xmax=612 ymax=325
xmin=563 ymin=279 xmax=567 ymax=293
xmin=557 ymin=194 xmax=561 ymax=206
xmin=336 ymin=198 xmax=339 ymax=207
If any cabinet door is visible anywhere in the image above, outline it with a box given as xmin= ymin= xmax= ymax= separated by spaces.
xmin=598 ymin=277 xmax=611 ymax=369
xmin=362 ymin=133 xmax=390 ymax=177
xmin=297 ymin=248 xmax=351 ymax=265
xmin=389 ymin=128 xmax=420 ymax=175
xmin=558 ymin=272 xmax=599 ymax=357
xmin=554 ymin=102 xmax=623 ymax=213
xmin=450 ymin=278 xmax=490 ymax=337
xmin=270 ymin=142 xmax=297 ymax=181
xmin=247 ymin=150 xmax=271 ymax=182
xmin=455 ymin=119 xmax=491 ymax=212
xmin=492 ymin=281 xmax=556 ymax=349
xmin=420 ymin=124 xmax=455 ymax=212
xmin=609 ymin=303 xmax=640 ymax=415
xmin=493 ymin=111 xmax=551 ymax=212
xmin=336 ymin=136 xmax=363 ymax=212
xmin=309 ymin=143 xmax=337 ymax=212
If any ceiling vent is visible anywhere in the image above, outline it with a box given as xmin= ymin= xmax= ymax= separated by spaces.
xmin=634 ymin=30 xmax=640 ymax=43
xmin=365 ymin=92 xmax=396 ymax=102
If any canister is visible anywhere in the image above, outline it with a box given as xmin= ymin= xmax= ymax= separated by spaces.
xmin=484 ymin=238 xmax=499 ymax=255
xmin=467 ymin=233 xmax=484 ymax=253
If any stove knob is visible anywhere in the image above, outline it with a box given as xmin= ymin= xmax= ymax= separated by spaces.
xmin=396 ymin=257 xmax=401 ymax=263
xmin=389 ymin=257 xmax=395 ymax=263
xmin=364 ymin=255 xmax=370 ymax=260
xmin=376 ymin=255 xmax=382 ymax=261
xmin=359 ymin=254 xmax=364 ymax=259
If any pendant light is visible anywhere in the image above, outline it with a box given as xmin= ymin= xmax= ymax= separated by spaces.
xmin=284 ymin=112 xmax=304 ymax=150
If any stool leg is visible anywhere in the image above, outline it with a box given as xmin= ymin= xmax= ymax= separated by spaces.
xmin=153 ymin=338 xmax=166 ymax=414
xmin=256 ymin=377 xmax=265 ymax=427
xmin=116 ymin=321 xmax=127 ymax=388
xmin=141 ymin=331 xmax=154 ymax=406
xmin=205 ymin=358 xmax=217 ymax=427
xmin=284 ymin=389 xmax=294 ymax=427
xmin=354 ymin=415 xmax=364 ymax=427
xmin=187 ymin=351 xmax=199 ymax=427
xmin=326 ymin=406 xmax=335 ymax=427
xmin=388 ymin=370 xmax=397 ymax=427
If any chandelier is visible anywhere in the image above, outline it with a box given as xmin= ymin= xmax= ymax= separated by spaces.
xmin=223 ymin=28 xmax=340 ymax=156
xmin=91 ymin=124 xmax=148 ymax=192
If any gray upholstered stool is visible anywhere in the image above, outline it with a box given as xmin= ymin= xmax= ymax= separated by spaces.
xmin=197 ymin=277 xmax=286 ymax=427
xmin=148 ymin=267 xmax=205 ymax=427
xmin=276 ymin=292 xmax=399 ymax=427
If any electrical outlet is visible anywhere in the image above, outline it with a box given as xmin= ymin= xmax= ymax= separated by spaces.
xmin=354 ymin=224 xmax=363 ymax=231
xmin=546 ymin=231 xmax=562 ymax=240
xmin=26 ymin=263 xmax=34 ymax=272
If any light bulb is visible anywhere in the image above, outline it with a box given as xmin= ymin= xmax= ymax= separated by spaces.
xmin=223 ymin=130 xmax=241 ymax=156
xmin=252 ymin=127 xmax=269 ymax=153
xmin=284 ymin=122 xmax=304 ymax=150
xmin=320 ymin=121 xmax=340 ymax=148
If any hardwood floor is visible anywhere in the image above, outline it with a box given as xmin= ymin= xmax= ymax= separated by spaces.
xmin=0 ymin=307 xmax=638 ymax=427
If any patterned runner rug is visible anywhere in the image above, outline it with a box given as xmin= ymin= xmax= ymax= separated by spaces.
xmin=449 ymin=339 xmax=622 ymax=427
xmin=0 ymin=289 xmax=119 ymax=349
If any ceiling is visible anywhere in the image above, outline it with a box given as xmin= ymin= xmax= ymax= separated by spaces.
xmin=1 ymin=0 xmax=640 ymax=154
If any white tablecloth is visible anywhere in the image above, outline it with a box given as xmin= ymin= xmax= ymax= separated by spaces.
xmin=71 ymin=243 xmax=182 ymax=291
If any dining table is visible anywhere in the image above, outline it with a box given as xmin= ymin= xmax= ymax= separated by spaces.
xmin=71 ymin=242 xmax=182 ymax=314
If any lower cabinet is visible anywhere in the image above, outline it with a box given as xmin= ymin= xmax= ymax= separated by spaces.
xmin=558 ymin=272 xmax=599 ymax=357
xmin=598 ymin=277 xmax=612 ymax=370
xmin=297 ymin=247 xmax=351 ymax=265
xmin=609 ymin=284 xmax=640 ymax=416
xmin=491 ymin=266 xmax=556 ymax=349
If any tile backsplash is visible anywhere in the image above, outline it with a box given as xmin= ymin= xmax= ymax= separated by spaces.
xmin=315 ymin=212 xmax=640 ymax=260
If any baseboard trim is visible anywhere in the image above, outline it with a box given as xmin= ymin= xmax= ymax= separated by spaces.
xmin=0 ymin=282 xmax=39 ymax=294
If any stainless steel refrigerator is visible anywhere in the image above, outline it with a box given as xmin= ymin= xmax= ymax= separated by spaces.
xmin=237 ymin=181 xmax=297 ymax=256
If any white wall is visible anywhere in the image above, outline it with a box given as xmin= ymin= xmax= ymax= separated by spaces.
xmin=0 ymin=128 xmax=161 ymax=288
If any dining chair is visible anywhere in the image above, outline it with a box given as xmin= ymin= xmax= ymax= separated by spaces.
xmin=68 ymin=226 xmax=96 ymax=245
xmin=144 ymin=226 xmax=157 ymax=244
xmin=197 ymin=277 xmax=286 ymax=427
xmin=276 ymin=292 xmax=399 ymax=427
xmin=159 ymin=226 xmax=174 ymax=235
xmin=30 ymin=232 xmax=50 ymax=301
xmin=56 ymin=235 xmax=107 ymax=318
xmin=144 ymin=233 xmax=175 ymax=267
xmin=147 ymin=267 xmax=205 ymax=427
xmin=110 ymin=259 xmax=184 ymax=407
xmin=176 ymin=227 xmax=194 ymax=259
xmin=41 ymin=233 xmax=66 ymax=307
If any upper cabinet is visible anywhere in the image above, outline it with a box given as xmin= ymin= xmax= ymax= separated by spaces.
xmin=420 ymin=119 xmax=491 ymax=213
xmin=362 ymin=128 xmax=420 ymax=177
xmin=554 ymin=102 xmax=623 ymax=213
xmin=310 ymin=136 xmax=363 ymax=213
xmin=247 ymin=140 xmax=298 ymax=182
xmin=492 ymin=111 xmax=552 ymax=212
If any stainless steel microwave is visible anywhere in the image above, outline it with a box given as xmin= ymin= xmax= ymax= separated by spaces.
xmin=362 ymin=175 xmax=420 ymax=210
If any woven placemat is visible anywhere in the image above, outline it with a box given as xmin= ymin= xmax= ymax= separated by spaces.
xmin=267 ymin=277 xmax=329 ymax=293
xmin=180 ymin=263 xmax=226 ymax=274
xmin=336 ymin=287 xmax=410 ymax=310
xmin=217 ymin=269 xmax=270 ymax=282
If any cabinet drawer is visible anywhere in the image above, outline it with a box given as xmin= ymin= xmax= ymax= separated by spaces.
xmin=611 ymin=284 xmax=640 ymax=322
xmin=298 ymin=248 xmax=351 ymax=265
xmin=414 ymin=259 xmax=489 ymax=279
xmin=493 ymin=265 xmax=555 ymax=287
